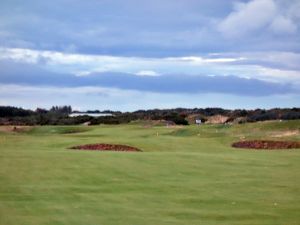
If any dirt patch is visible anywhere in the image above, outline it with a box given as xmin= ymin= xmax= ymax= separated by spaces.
xmin=61 ymin=128 xmax=90 ymax=134
xmin=0 ymin=126 xmax=33 ymax=133
xmin=270 ymin=130 xmax=299 ymax=138
xmin=206 ymin=115 xmax=229 ymax=124
xmin=70 ymin=143 xmax=142 ymax=152
xmin=232 ymin=140 xmax=300 ymax=150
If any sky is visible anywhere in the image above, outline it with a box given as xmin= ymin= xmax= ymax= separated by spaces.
xmin=0 ymin=0 xmax=299 ymax=111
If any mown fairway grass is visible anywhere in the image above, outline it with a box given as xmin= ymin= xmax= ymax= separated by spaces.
xmin=0 ymin=120 xmax=300 ymax=225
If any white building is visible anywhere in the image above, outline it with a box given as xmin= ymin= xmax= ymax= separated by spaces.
xmin=69 ymin=113 xmax=114 ymax=117
xmin=195 ymin=119 xmax=202 ymax=125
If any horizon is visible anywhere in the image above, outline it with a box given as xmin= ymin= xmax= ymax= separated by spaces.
xmin=0 ymin=0 xmax=300 ymax=110
xmin=2 ymin=104 xmax=299 ymax=113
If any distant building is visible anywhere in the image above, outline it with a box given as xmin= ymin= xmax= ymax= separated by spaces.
xmin=69 ymin=113 xmax=114 ymax=117
xmin=195 ymin=119 xmax=202 ymax=125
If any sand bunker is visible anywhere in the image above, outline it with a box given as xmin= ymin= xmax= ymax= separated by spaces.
xmin=70 ymin=143 xmax=142 ymax=152
xmin=232 ymin=140 xmax=300 ymax=150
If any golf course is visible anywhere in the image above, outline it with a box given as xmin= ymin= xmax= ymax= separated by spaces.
xmin=0 ymin=120 xmax=300 ymax=225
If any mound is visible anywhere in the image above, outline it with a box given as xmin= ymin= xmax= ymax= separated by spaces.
xmin=70 ymin=143 xmax=142 ymax=152
xmin=206 ymin=115 xmax=229 ymax=124
xmin=232 ymin=140 xmax=300 ymax=150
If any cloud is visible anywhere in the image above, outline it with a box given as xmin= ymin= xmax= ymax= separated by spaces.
xmin=0 ymin=60 xmax=294 ymax=96
xmin=135 ymin=70 xmax=160 ymax=76
xmin=269 ymin=15 xmax=297 ymax=34
xmin=0 ymin=83 xmax=299 ymax=111
xmin=166 ymin=56 xmax=244 ymax=64
xmin=245 ymin=51 xmax=300 ymax=70
xmin=218 ymin=0 xmax=276 ymax=38
xmin=1 ymin=47 xmax=300 ymax=85
xmin=1 ymin=0 xmax=299 ymax=56
xmin=0 ymin=48 xmax=249 ymax=78
xmin=0 ymin=0 xmax=299 ymax=110
xmin=218 ymin=0 xmax=298 ymax=38
xmin=256 ymin=66 xmax=300 ymax=83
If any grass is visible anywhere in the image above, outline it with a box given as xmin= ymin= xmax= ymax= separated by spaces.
xmin=0 ymin=120 xmax=300 ymax=225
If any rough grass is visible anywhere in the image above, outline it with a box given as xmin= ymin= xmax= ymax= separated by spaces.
xmin=0 ymin=120 xmax=300 ymax=225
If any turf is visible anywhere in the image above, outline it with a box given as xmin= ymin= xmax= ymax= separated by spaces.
xmin=0 ymin=120 xmax=300 ymax=225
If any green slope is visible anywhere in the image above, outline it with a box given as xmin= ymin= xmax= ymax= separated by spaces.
xmin=0 ymin=120 xmax=299 ymax=225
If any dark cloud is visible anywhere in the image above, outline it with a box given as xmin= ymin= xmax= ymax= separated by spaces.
xmin=0 ymin=60 xmax=293 ymax=96
xmin=0 ymin=0 xmax=299 ymax=56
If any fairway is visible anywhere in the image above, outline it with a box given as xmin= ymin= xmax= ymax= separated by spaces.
xmin=1 ymin=121 xmax=300 ymax=225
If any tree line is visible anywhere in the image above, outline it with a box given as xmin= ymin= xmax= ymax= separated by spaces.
xmin=0 ymin=105 xmax=299 ymax=125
